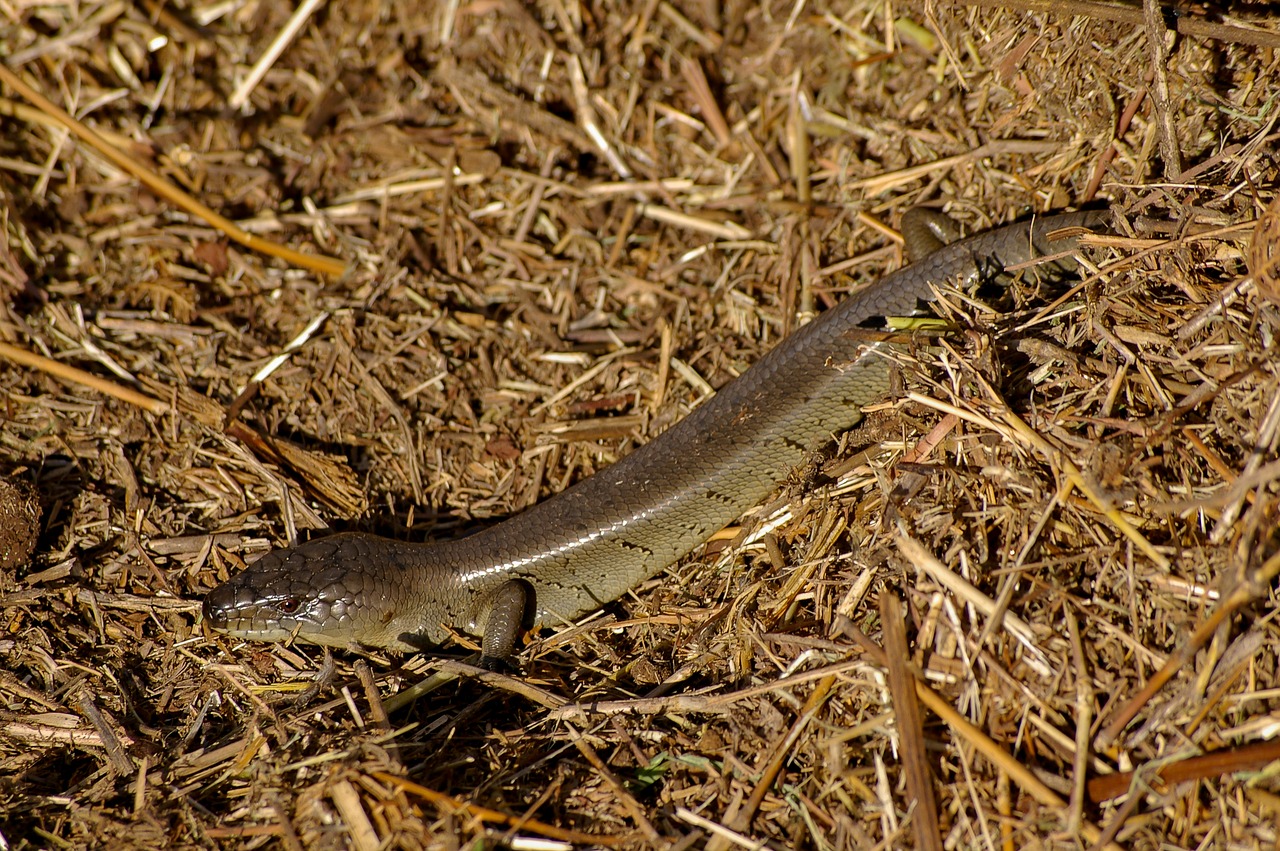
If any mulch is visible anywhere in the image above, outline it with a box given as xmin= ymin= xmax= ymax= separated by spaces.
xmin=2 ymin=1 xmax=1279 ymax=848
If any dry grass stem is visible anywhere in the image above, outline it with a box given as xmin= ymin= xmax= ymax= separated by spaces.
xmin=879 ymin=594 xmax=942 ymax=851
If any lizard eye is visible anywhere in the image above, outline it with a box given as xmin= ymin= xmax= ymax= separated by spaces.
xmin=275 ymin=596 xmax=302 ymax=615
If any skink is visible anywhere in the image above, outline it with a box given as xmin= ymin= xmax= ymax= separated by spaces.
xmin=202 ymin=210 xmax=1105 ymax=664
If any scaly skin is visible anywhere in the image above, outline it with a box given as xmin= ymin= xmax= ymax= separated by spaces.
xmin=202 ymin=211 xmax=1105 ymax=661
